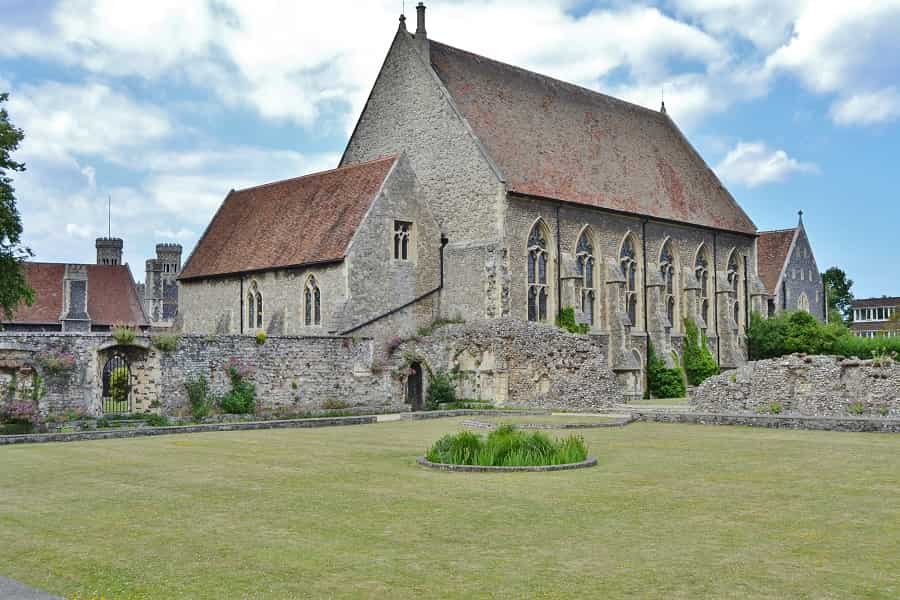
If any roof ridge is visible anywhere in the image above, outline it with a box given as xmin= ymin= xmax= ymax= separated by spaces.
xmin=759 ymin=227 xmax=798 ymax=235
xmin=430 ymin=39 xmax=668 ymax=122
xmin=234 ymin=154 xmax=399 ymax=194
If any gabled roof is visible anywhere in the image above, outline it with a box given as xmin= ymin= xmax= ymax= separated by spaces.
xmin=8 ymin=262 xmax=147 ymax=326
xmin=757 ymin=228 xmax=797 ymax=295
xmin=180 ymin=156 xmax=398 ymax=280
xmin=428 ymin=40 xmax=756 ymax=235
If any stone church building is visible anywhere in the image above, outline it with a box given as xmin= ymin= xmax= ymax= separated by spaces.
xmin=179 ymin=4 xmax=775 ymax=398
xmin=757 ymin=212 xmax=825 ymax=321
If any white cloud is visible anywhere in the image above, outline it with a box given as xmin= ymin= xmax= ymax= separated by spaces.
xmin=715 ymin=141 xmax=818 ymax=188
xmin=65 ymin=223 xmax=95 ymax=239
xmin=669 ymin=0 xmax=805 ymax=51
xmin=830 ymin=88 xmax=900 ymax=126
xmin=6 ymin=81 xmax=172 ymax=164
xmin=766 ymin=2 xmax=900 ymax=94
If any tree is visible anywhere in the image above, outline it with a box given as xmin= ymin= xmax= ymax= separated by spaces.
xmin=822 ymin=267 xmax=853 ymax=325
xmin=0 ymin=92 xmax=33 ymax=319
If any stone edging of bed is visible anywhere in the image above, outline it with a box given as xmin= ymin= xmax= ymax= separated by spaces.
xmin=415 ymin=455 xmax=598 ymax=472
xmin=461 ymin=417 xmax=634 ymax=430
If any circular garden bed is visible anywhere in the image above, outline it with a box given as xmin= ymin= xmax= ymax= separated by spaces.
xmin=418 ymin=424 xmax=598 ymax=472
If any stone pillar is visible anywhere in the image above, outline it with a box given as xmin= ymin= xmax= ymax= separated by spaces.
xmin=605 ymin=258 xmax=642 ymax=399
xmin=716 ymin=272 xmax=743 ymax=369
xmin=645 ymin=268 xmax=675 ymax=366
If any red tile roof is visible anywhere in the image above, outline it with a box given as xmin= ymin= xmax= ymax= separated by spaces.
xmin=757 ymin=228 xmax=796 ymax=295
xmin=429 ymin=41 xmax=757 ymax=235
xmin=8 ymin=262 xmax=148 ymax=326
xmin=180 ymin=156 xmax=398 ymax=280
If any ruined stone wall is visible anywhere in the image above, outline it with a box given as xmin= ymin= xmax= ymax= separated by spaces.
xmin=0 ymin=333 xmax=398 ymax=418
xmin=340 ymin=31 xmax=506 ymax=321
xmin=691 ymin=354 xmax=900 ymax=417
xmin=393 ymin=319 xmax=623 ymax=410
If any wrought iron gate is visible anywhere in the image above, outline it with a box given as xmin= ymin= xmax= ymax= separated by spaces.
xmin=101 ymin=354 xmax=132 ymax=414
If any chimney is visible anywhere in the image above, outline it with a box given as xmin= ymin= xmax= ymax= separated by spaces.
xmin=415 ymin=2 xmax=427 ymax=37
xmin=413 ymin=2 xmax=429 ymax=59
xmin=61 ymin=264 xmax=92 ymax=332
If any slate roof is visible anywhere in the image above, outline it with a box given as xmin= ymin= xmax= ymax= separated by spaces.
xmin=428 ymin=40 xmax=756 ymax=235
xmin=756 ymin=228 xmax=797 ymax=295
xmin=7 ymin=262 xmax=148 ymax=326
xmin=851 ymin=297 xmax=900 ymax=309
xmin=180 ymin=156 xmax=398 ymax=280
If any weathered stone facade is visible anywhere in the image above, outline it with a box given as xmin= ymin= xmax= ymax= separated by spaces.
xmin=0 ymin=333 xmax=400 ymax=418
xmin=179 ymin=154 xmax=441 ymax=338
xmin=391 ymin=319 xmax=624 ymax=410
xmin=691 ymin=354 xmax=900 ymax=417
xmin=144 ymin=243 xmax=182 ymax=327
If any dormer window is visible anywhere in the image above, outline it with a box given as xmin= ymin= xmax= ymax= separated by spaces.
xmin=394 ymin=221 xmax=412 ymax=260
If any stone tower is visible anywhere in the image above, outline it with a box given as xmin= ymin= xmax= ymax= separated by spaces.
xmin=143 ymin=243 xmax=182 ymax=326
xmin=95 ymin=237 xmax=123 ymax=266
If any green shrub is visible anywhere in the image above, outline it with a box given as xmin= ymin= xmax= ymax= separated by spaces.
xmin=646 ymin=342 xmax=686 ymax=399
xmin=111 ymin=326 xmax=136 ymax=345
xmin=556 ymin=307 xmax=590 ymax=334
xmin=682 ymin=318 xmax=719 ymax=386
xmin=321 ymin=399 xmax=351 ymax=410
xmin=748 ymin=310 xmax=900 ymax=360
xmin=145 ymin=413 xmax=170 ymax=427
xmin=762 ymin=402 xmax=783 ymax=415
xmin=426 ymin=369 xmax=456 ymax=410
xmin=219 ymin=366 xmax=256 ymax=415
xmin=152 ymin=334 xmax=179 ymax=352
xmin=185 ymin=375 xmax=213 ymax=422
xmin=425 ymin=425 xmax=589 ymax=467
xmin=847 ymin=402 xmax=866 ymax=416
xmin=255 ymin=331 xmax=268 ymax=345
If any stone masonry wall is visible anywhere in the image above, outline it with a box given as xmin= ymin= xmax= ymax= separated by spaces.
xmin=393 ymin=319 xmax=624 ymax=410
xmin=691 ymin=354 xmax=900 ymax=417
xmin=0 ymin=333 xmax=398 ymax=418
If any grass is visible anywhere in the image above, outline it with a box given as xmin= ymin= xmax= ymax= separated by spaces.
xmin=425 ymin=425 xmax=588 ymax=466
xmin=483 ymin=415 xmax=619 ymax=426
xmin=0 ymin=420 xmax=898 ymax=599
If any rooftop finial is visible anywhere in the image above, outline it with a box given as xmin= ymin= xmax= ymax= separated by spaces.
xmin=399 ymin=12 xmax=406 ymax=31
xmin=660 ymin=87 xmax=666 ymax=114
xmin=798 ymin=209 xmax=804 ymax=226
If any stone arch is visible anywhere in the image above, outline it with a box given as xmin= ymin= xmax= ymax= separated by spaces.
xmin=798 ymin=291 xmax=810 ymax=313
xmin=574 ymin=225 xmax=600 ymax=329
xmin=247 ymin=279 xmax=263 ymax=330
xmin=632 ymin=348 xmax=645 ymax=399
xmin=618 ymin=231 xmax=642 ymax=329
xmin=96 ymin=340 xmax=159 ymax=415
xmin=527 ymin=218 xmax=554 ymax=323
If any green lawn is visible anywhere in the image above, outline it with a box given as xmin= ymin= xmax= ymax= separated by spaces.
xmin=1 ymin=420 xmax=898 ymax=599
xmin=483 ymin=414 xmax=620 ymax=425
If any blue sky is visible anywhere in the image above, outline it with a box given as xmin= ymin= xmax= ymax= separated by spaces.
xmin=1 ymin=0 xmax=898 ymax=297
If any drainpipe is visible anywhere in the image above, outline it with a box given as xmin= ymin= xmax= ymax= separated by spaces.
xmin=239 ymin=277 xmax=244 ymax=335
xmin=713 ymin=232 xmax=720 ymax=367
xmin=743 ymin=255 xmax=750 ymax=333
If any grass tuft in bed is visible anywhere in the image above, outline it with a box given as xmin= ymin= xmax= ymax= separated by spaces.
xmin=425 ymin=424 xmax=588 ymax=467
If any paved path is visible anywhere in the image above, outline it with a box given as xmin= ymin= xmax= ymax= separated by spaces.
xmin=0 ymin=576 xmax=61 ymax=599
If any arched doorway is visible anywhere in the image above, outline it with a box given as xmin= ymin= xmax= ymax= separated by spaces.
xmin=406 ymin=362 xmax=423 ymax=411
xmin=101 ymin=353 xmax=132 ymax=414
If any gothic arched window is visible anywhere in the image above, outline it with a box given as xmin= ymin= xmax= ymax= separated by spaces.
xmin=620 ymin=234 xmax=639 ymax=327
xmin=247 ymin=282 xmax=257 ymax=329
xmin=798 ymin=292 xmax=810 ymax=313
xmin=304 ymin=276 xmax=321 ymax=326
xmin=660 ymin=240 xmax=676 ymax=328
xmin=255 ymin=290 xmax=263 ymax=329
xmin=727 ymin=252 xmax=740 ymax=326
xmin=576 ymin=229 xmax=596 ymax=327
xmin=527 ymin=221 xmax=550 ymax=322
xmin=695 ymin=245 xmax=711 ymax=330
